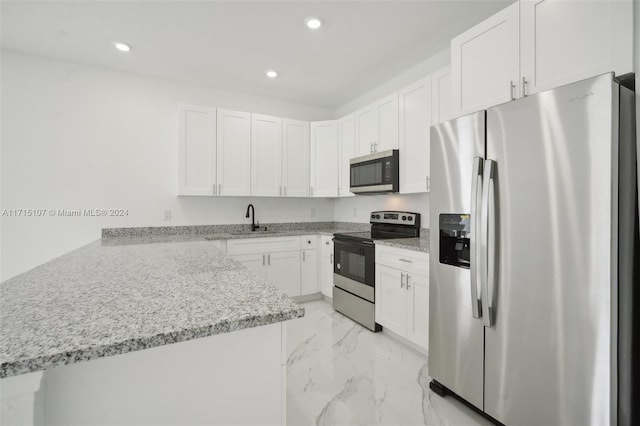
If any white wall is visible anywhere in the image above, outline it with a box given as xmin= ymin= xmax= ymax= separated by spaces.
xmin=333 ymin=49 xmax=449 ymax=118
xmin=0 ymin=51 xmax=334 ymax=280
xmin=334 ymin=193 xmax=429 ymax=225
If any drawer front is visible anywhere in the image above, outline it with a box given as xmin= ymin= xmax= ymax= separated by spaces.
xmin=375 ymin=245 xmax=428 ymax=276
xmin=300 ymin=235 xmax=318 ymax=249
xmin=226 ymin=236 xmax=301 ymax=255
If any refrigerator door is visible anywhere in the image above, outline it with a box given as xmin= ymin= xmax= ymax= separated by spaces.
xmin=429 ymin=111 xmax=485 ymax=409
xmin=484 ymin=74 xmax=617 ymax=425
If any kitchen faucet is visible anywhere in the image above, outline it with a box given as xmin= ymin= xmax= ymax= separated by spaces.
xmin=245 ymin=204 xmax=258 ymax=231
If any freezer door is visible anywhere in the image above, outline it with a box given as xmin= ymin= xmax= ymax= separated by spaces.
xmin=484 ymin=74 xmax=617 ymax=425
xmin=429 ymin=111 xmax=485 ymax=410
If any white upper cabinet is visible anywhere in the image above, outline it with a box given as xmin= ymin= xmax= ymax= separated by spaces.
xmin=282 ymin=119 xmax=310 ymax=197
xmin=376 ymin=93 xmax=399 ymax=152
xmin=310 ymin=121 xmax=338 ymax=198
xmin=431 ymin=67 xmax=452 ymax=125
xmin=251 ymin=114 xmax=282 ymax=197
xmin=354 ymin=93 xmax=399 ymax=157
xmin=451 ymin=0 xmax=633 ymax=117
xmin=451 ymin=1 xmax=520 ymax=117
xmin=520 ymin=0 xmax=633 ymax=95
xmin=178 ymin=105 xmax=217 ymax=196
xmin=217 ymin=109 xmax=251 ymax=196
xmin=338 ymin=114 xmax=355 ymax=198
xmin=399 ymin=77 xmax=432 ymax=194
xmin=354 ymin=105 xmax=377 ymax=157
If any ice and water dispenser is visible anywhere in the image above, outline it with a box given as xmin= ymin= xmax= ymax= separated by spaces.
xmin=439 ymin=214 xmax=471 ymax=268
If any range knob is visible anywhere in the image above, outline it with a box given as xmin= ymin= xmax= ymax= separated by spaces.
xmin=376 ymin=215 xmax=380 ymax=219
xmin=402 ymin=215 xmax=407 ymax=220
xmin=408 ymin=216 xmax=413 ymax=221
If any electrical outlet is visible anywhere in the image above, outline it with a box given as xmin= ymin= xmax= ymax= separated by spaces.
xmin=310 ymin=208 xmax=316 ymax=218
xmin=163 ymin=209 xmax=172 ymax=221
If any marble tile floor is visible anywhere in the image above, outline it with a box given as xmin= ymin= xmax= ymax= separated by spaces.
xmin=286 ymin=300 xmax=494 ymax=426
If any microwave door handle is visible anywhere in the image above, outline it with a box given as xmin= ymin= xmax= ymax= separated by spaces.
xmin=470 ymin=157 xmax=483 ymax=319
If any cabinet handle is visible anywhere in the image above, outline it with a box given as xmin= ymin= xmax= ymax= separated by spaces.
xmin=399 ymin=258 xmax=413 ymax=263
xmin=218 ymin=184 xmax=222 ymax=195
xmin=310 ymin=187 xmax=314 ymax=196
xmin=406 ymin=274 xmax=411 ymax=290
xmin=262 ymin=254 xmax=265 ymax=266
xmin=284 ymin=186 xmax=286 ymax=196
xmin=426 ymin=176 xmax=430 ymax=190
xmin=279 ymin=186 xmax=282 ymax=196
xmin=330 ymin=254 xmax=333 ymax=264
xmin=303 ymin=251 xmax=306 ymax=262
xmin=400 ymin=272 xmax=405 ymax=288
xmin=268 ymin=254 xmax=271 ymax=266
xmin=522 ymin=76 xmax=528 ymax=97
xmin=213 ymin=184 xmax=217 ymax=195
xmin=510 ymin=80 xmax=516 ymax=100
xmin=370 ymin=142 xmax=373 ymax=153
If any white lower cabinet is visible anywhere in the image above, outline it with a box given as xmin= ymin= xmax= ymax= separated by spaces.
xmin=375 ymin=246 xmax=429 ymax=351
xmin=228 ymin=236 xmax=324 ymax=298
xmin=320 ymin=235 xmax=334 ymax=298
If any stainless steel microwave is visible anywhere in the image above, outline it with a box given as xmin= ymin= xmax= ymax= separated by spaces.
xmin=350 ymin=149 xmax=399 ymax=194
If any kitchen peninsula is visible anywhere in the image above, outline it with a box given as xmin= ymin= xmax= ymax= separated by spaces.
xmin=0 ymin=232 xmax=305 ymax=425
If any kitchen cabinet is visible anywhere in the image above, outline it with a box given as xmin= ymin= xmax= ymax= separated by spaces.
xmin=282 ymin=119 xmax=310 ymax=197
xmin=431 ymin=67 xmax=452 ymax=124
xmin=251 ymin=114 xmax=282 ymax=197
xmin=375 ymin=245 xmax=429 ymax=351
xmin=320 ymin=235 xmax=334 ymax=298
xmin=338 ymin=114 xmax=355 ymax=197
xmin=451 ymin=2 xmax=520 ymax=117
xmin=267 ymin=250 xmax=302 ymax=297
xmin=310 ymin=121 xmax=338 ymax=198
xmin=519 ymin=0 xmax=632 ymax=96
xmin=451 ymin=0 xmax=633 ymax=117
xmin=177 ymin=105 xmax=217 ymax=196
xmin=300 ymin=235 xmax=319 ymax=295
xmin=354 ymin=93 xmax=399 ymax=157
xmin=217 ymin=109 xmax=251 ymax=196
xmin=399 ymin=77 xmax=432 ymax=194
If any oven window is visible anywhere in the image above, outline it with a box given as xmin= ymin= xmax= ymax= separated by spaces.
xmin=351 ymin=162 xmax=382 ymax=187
xmin=334 ymin=241 xmax=374 ymax=286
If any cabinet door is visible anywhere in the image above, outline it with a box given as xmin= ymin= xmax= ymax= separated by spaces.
xmin=451 ymin=2 xmax=520 ymax=116
xmin=520 ymin=0 xmax=633 ymax=96
xmin=282 ymin=119 xmax=310 ymax=197
xmin=354 ymin=105 xmax=377 ymax=157
xmin=405 ymin=271 xmax=429 ymax=351
xmin=320 ymin=237 xmax=334 ymax=298
xmin=375 ymin=93 xmax=399 ymax=152
xmin=431 ymin=67 xmax=452 ymax=125
xmin=338 ymin=114 xmax=355 ymax=197
xmin=309 ymin=121 xmax=338 ymax=198
xmin=374 ymin=265 xmax=406 ymax=336
xmin=217 ymin=109 xmax=251 ymax=196
xmin=251 ymin=114 xmax=282 ymax=197
xmin=231 ymin=253 xmax=267 ymax=281
xmin=399 ymin=78 xmax=431 ymax=194
xmin=178 ymin=105 xmax=217 ymax=196
xmin=300 ymin=249 xmax=319 ymax=295
xmin=267 ymin=251 xmax=301 ymax=297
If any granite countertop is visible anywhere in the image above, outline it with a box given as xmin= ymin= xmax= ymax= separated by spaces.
xmin=375 ymin=234 xmax=430 ymax=253
xmin=0 ymin=238 xmax=305 ymax=378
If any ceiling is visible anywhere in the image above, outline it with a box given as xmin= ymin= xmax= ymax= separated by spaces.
xmin=1 ymin=0 xmax=513 ymax=109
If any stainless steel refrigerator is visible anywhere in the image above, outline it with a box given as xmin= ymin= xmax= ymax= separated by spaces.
xmin=429 ymin=73 xmax=638 ymax=425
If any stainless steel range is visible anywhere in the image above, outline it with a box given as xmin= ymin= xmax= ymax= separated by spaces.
xmin=332 ymin=211 xmax=420 ymax=331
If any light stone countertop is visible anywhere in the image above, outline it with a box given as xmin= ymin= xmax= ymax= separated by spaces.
xmin=375 ymin=234 xmax=430 ymax=253
xmin=0 ymin=238 xmax=306 ymax=378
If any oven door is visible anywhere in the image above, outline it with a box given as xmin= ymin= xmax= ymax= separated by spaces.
xmin=333 ymin=239 xmax=375 ymax=297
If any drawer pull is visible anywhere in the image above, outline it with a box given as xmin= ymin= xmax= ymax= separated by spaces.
xmin=399 ymin=258 xmax=413 ymax=263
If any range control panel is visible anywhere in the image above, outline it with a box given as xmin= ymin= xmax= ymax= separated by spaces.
xmin=370 ymin=211 xmax=420 ymax=228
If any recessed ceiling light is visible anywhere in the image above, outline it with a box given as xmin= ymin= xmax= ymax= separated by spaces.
xmin=113 ymin=42 xmax=131 ymax=52
xmin=266 ymin=70 xmax=278 ymax=78
xmin=305 ymin=17 xmax=322 ymax=30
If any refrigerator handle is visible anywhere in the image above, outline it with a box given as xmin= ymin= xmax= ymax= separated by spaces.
xmin=470 ymin=156 xmax=483 ymax=319
xmin=480 ymin=159 xmax=496 ymax=327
